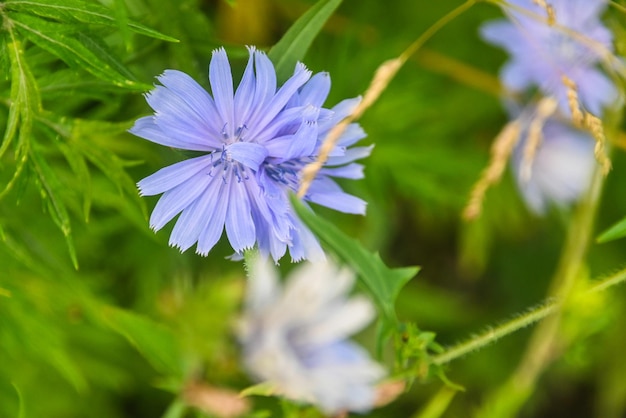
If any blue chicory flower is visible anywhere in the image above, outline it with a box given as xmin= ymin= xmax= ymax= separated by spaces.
xmin=130 ymin=47 xmax=371 ymax=262
xmin=480 ymin=0 xmax=617 ymax=116
xmin=510 ymin=115 xmax=596 ymax=214
xmin=237 ymin=256 xmax=385 ymax=414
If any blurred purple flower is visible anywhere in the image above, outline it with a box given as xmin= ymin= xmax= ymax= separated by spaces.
xmin=130 ymin=47 xmax=371 ymax=262
xmin=511 ymin=117 xmax=596 ymax=214
xmin=237 ymin=256 xmax=385 ymax=414
xmin=480 ymin=0 xmax=617 ymax=115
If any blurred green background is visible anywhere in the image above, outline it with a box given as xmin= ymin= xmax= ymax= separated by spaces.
xmin=2 ymin=0 xmax=626 ymax=417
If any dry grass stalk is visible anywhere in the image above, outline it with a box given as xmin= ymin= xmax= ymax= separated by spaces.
xmin=562 ymin=75 xmax=584 ymax=126
xmin=520 ymin=97 xmax=558 ymax=182
xmin=297 ymin=58 xmax=403 ymax=198
xmin=561 ymin=76 xmax=611 ymax=175
xmin=463 ymin=120 xmax=522 ymax=220
xmin=584 ymin=113 xmax=612 ymax=175
xmin=532 ymin=0 xmax=556 ymax=25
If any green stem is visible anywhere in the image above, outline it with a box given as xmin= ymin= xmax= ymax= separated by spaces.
xmin=431 ymin=265 xmax=626 ymax=367
xmin=472 ymin=159 xmax=606 ymax=418
xmin=399 ymin=0 xmax=478 ymax=64
xmin=431 ymin=301 xmax=556 ymax=366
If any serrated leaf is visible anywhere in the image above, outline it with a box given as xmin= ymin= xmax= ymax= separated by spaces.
xmin=5 ymin=0 xmax=178 ymax=42
xmin=29 ymin=148 xmax=79 ymax=269
xmin=99 ymin=306 xmax=182 ymax=377
xmin=55 ymin=139 xmax=92 ymax=222
xmin=268 ymin=0 xmax=343 ymax=82
xmin=11 ymin=13 xmax=148 ymax=89
xmin=290 ymin=195 xmax=419 ymax=325
xmin=597 ymin=216 xmax=626 ymax=243
xmin=73 ymin=31 xmax=138 ymax=81
xmin=0 ymin=37 xmax=38 ymax=199
xmin=70 ymin=120 xmax=145 ymax=214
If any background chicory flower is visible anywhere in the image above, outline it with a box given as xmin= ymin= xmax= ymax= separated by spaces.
xmin=510 ymin=116 xmax=596 ymax=214
xmin=237 ymin=256 xmax=386 ymax=414
xmin=480 ymin=0 xmax=617 ymax=116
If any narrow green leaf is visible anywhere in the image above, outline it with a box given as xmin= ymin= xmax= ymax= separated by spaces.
xmin=0 ymin=37 xmax=37 ymax=199
xmin=597 ymin=216 xmax=626 ymax=243
xmin=0 ymin=34 xmax=9 ymax=80
xmin=1 ymin=36 xmax=38 ymax=160
xmin=291 ymin=196 xmax=419 ymax=325
xmin=5 ymin=0 xmax=178 ymax=42
xmin=29 ymin=148 xmax=79 ymax=269
xmin=11 ymin=13 xmax=148 ymax=89
xmin=73 ymin=31 xmax=138 ymax=82
xmin=55 ymin=139 xmax=92 ymax=222
xmin=13 ymin=382 xmax=25 ymax=418
xmin=268 ymin=0 xmax=343 ymax=82
xmin=99 ymin=306 xmax=182 ymax=377
xmin=70 ymin=120 xmax=145 ymax=216
xmin=113 ymin=0 xmax=131 ymax=51
xmin=161 ymin=399 xmax=188 ymax=418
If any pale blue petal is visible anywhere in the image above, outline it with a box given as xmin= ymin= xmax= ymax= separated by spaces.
xmin=130 ymin=116 xmax=211 ymax=151
xmin=320 ymin=163 xmax=364 ymax=179
xmin=146 ymin=86 xmax=222 ymax=149
xmin=149 ymin=174 xmax=212 ymax=231
xmin=327 ymin=145 xmax=374 ymax=166
xmin=281 ymin=106 xmax=319 ymax=161
xmin=251 ymin=51 xmax=277 ymax=115
xmin=299 ymin=72 xmax=331 ymax=108
xmin=209 ymin=48 xmax=235 ymax=137
xmin=157 ymin=69 xmax=222 ymax=131
xmin=576 ymin=69 xmax=618 ymax=115
xmin=137 ymin=154 xmax=213 ymax=196
xmin=318 ymin=97 xmax=360 ymax=132
xmin=307 ymin=178 xmax=366 ymax=215
xmin=168 ymin=174 xmax=222 ymax=251
xmin=335 ymin=123 xmax=367 ymax=148
xmin=226 ymin=142 xmax=268 ymax=170
xmin=225 ymin=181 xmax=256 ymax=252
xmin=234 ymin=46 xmax=257 ymax=126
xmin=248 ymin=63 xmax=312 ymax=138
xmin=196 ymin=178 xmax=230 ymax=255
xmin=289 ymin=214 xmax=325 ymax=262
xmin=254 ymin=106 xmax=306 ymax=144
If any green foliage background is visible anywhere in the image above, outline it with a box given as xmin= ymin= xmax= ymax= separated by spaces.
xmin=2 ymin=0 xmax=626 ymax=417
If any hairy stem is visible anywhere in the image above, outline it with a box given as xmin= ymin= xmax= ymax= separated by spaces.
xmin=431 ymin=264 xmax=626 ymax=367
xmin=473 ymin=158 xmax=606 ymax=417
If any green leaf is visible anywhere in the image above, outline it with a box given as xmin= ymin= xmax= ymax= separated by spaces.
xmin=29 ymin=148 xmax=79 ymax=269
xmin=70 ymin=120 xmax=144 ymax=212
xmin=268 ymin=0 xmax=343 ymax=82
xmin=290 ymin=196 xmax=419 ymax=325
xmin=161 ymin=399 xmax=188 ymax=418
xmin=0 ymin=34 xmax=9 ymax=80
xmin=11 ymin=13 xmax=148 ymax=89
xmin=0 ymin=37 xmax=38 ymax=198
xmin=597 ymin=216 xmax=626 ymax=243
xmin=55 ymin=137 xmax=92 ymax=222
xmin=4 ymin=0 xmax=178 ymax=42
xmin=113 ymin=0 xmax=131 ymax=51
xmin=99 ymin=306 xmax=182 ymax=377
xmin=240 ymin=382 xmax=278 ymax=398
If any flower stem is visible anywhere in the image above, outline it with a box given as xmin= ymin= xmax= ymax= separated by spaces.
xmin=431 ymin=264 xmax=626 ymax=367
xmin=473 ymin=158 xmax=606 ymax=417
